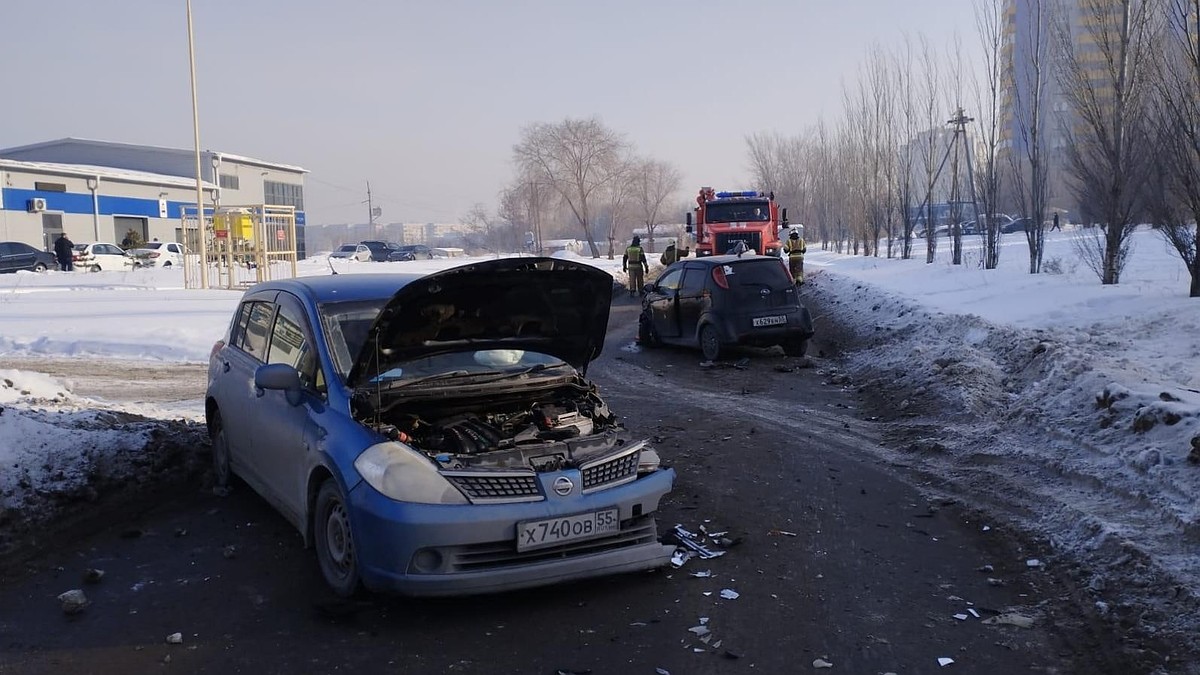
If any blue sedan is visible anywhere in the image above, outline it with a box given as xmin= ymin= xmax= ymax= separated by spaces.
xmin=205 ymin=257 xmax=675 ymax=596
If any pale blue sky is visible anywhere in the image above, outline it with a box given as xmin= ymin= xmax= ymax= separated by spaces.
xmin=1 ymin=1 xmax=981 ymax=224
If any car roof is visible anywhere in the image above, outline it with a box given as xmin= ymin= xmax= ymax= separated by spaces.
xmin=247 ymin=273 xmax=427 ymax=305
xmin=680 ymin=254 xmax=780 ymax=266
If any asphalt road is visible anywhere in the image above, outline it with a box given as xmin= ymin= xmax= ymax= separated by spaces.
xmin=0 ymin=293 xmax=1138 ymax=674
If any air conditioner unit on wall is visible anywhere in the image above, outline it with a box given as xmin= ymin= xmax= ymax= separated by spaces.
xmin=26 ymin=197 xmax=47 ymax=212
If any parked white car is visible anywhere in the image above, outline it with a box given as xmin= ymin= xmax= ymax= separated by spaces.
xmin=329 ymin=243 xmax=372 ymax=262
xmin=129 ymin=241 xmax=185 ymax=268
xmin=72 ymin=243 xmax=135 ymax=272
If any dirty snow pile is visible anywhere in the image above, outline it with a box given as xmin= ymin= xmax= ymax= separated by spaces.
xmin=803 ymin=227 xmax=1200 ymax=656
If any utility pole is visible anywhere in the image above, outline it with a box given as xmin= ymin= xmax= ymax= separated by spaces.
xmin=366 ymin=180 xmax=375 ymax=239
xmin=946 ymin=106 xmax=978 ymax=266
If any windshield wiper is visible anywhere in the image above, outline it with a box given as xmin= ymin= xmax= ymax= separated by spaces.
xmin=373 ymin=369 xmax=472 ymax=391
xmin=463 ymin=362 xmax=568 ymax=385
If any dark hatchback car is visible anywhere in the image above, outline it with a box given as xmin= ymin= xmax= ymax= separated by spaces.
xmin=639 ymin=254 xmax=814 ymax=361
xmin=205 ymin=257 xmax=675 ymax=597
xmin=0 ymin=241 xmax=57 ymax=273
xmin=387 ymin=244 xmax=434 ymax=261
xmin=359 ymin=240 xmax=393 ymax=262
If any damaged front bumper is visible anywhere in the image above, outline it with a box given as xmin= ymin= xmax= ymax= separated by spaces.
xmin=349 ymin=467 xmax=676 ymax=596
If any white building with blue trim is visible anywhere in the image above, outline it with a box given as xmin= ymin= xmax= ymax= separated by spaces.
xmin=0 ymin=138 xmax=307 ymax=252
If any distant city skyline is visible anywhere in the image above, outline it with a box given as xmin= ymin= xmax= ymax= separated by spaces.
xmin=1 ymin=1 xmax=983 ymax=225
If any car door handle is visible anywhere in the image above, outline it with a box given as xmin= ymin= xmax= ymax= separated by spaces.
xmin=222 ymin=360 xmax=230 ymax=373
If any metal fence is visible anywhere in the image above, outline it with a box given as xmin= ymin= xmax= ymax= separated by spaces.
xmin=182 ymin=205 xmax=298 ymax=290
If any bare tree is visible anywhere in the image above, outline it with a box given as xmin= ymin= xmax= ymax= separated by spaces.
xmin=915 ymin=35 xmax=945 ymax=264
xmin=1146 ymin=0 xmax=1200 ymax=297
xmin=894 ymin=38 xmax=924 ymax=260
xmin=973 ymin=0 xmax=1005 ymax=269
xmin=513 ymin=118 xmax=628 ymax=258
xmin=603 ymin=154 xmax=636 ymax=259
xmin=1057 ymin=0 xmax=1157 ymax=284
xmin=631 ymin=158 xmax=682 ymax=248
xmin=1008 ymin=0 xmax=1059 ymax=274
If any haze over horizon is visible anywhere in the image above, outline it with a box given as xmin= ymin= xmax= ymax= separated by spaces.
xmin=1 ymin=1 xmax=981 ymax=225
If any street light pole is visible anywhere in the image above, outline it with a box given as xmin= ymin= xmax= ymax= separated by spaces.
xmin=186 ymin=0 xmax=209 ymax=288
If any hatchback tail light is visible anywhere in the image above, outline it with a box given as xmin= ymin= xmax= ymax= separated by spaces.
xmin=210 ymin=340 xmax=225 ymax=359
xmin=711 ymin=265 xmax=729 ymax=289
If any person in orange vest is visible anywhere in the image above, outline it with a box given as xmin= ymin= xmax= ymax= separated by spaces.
xmin=622 ymin=236 xmax=649 ymax=297
xmin=783 ymin=224 xmax=807 ymax=286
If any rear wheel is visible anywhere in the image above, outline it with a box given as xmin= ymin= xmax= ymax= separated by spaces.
xmin=162 ymin=261 xmax=172 ymax=268
xmin=33 ymin=263 xmax=47 ymax=272
xmin=699 ymin=324 xmax=722 ymax=362
xmin=315 ymin=479 xmax=360 ymax=597
xmin=783 ymin=337 xmax=808 ymax=357
xmin=89 ymin=264 xmax=101 ymax=273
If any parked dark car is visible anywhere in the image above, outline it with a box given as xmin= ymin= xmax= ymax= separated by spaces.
xmin=205 ymin=257 xmax=675 ymax=597
xmin=387 ymin=244 xmax=434 ymax=261
xmin=0 ymin=241 xmax=57 ymax=273
xmin=639 ymin=254 xmax=815 ymax=361
xmin=1002 ymin=217 xmax=1032 ymax=234
xmin=359 ymin=240 xmax=393 ymax=262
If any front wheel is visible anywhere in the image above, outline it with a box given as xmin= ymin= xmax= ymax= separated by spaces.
xmin=209 ymin=410 xmax=232 ymax=491
xmin=33 ymin=263 xmax=47 ymax=273
xmin=638 ymin=314 xmax=659 ymax=347
xmin=90 ymin=264 xmax=101 ymax=273
xmin=162 ymin=261 xmax=172 ymax=268
xmin=315 ymin=479 xmax=361 ymax=597
xmin=699 ymin=324 xmax=722 ymax=362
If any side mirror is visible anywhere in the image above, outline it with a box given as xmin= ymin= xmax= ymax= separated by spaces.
xmin=781 ymin=208 xmax=789 ymax=226
xmin=255 ymin=363 xmax=303 ymax=405
xmin=642 ymin=282 xmax=656 ymax=295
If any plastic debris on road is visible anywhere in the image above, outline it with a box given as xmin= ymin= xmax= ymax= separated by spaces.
xmin=720 ymin=589 xmax=740 ymax=600
xmin=82 ymin=568 xmax=105 ymax=584
xmin=656 ymin=669 xmax=670 ymax=675
xmin=938 ymin=657 xmax=955 ymax=667
xmin=691 ymin=570 xmax=713 ymax=578
xmin=768 ymin=528 xmax=798 ymax=537
xmin=670 ymin=523 xmax=731 ymax=561
xmin=813 ymin=658 xmax=834 ymax=668
xmin=166 ymin=632 xmax=183 ymax=644
xmin=1026 ymin=558 xmax=1042 ymax=568
xmin=953 ymin=613 xmax=969 ymax=621
xmin=688 ymin=625 xmax=711 ymax=637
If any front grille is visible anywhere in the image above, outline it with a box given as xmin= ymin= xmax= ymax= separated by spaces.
xmin=715 ymin=232 xmax=762 ymax=254
xmin=580 ymin=447 xmax=640 ymax=493
xmin=444 ymin=471 xmax=543 ymax=504
xmin=435 ymin=516 xmax=661 ymax=573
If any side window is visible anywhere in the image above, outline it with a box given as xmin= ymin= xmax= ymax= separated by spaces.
xmin=229 ymin=302 xmax=253 ymax=348
xmin=657 ymin=268 xmax=683 ymax=291
xmin=241 ymin=302 xmax=276 ymax=360
xmin=268 ymin=303 xmax=321 ymax=391
xmin=681 ymin=267 xmax=706 ymax=294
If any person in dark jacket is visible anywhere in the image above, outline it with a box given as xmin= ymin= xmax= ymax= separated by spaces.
xmin=54 ymin=233 xmax=75 ymax=272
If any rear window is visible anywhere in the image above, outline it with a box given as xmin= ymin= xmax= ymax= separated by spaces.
xmin=725 ymin=259 xmax=790 ymax=287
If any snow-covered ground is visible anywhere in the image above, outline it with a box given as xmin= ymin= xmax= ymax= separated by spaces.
xmin=1 ymin=229 xmax=1198 ymax=659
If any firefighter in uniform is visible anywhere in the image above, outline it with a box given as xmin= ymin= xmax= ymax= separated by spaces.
xmin=660 ymin=239 xmax=679 ymax=266
xmin=622 ymin=235 xmax=649 ymax=296
xmin=783 ymin=224 xmax=807 ymax=286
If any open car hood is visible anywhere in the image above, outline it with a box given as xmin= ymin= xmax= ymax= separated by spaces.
xmin=346 ymin=257 xmax=613 ymax=387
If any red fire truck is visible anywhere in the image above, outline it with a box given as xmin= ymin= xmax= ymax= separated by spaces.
xmin=685 ymin=187 xmax=788 ymax=257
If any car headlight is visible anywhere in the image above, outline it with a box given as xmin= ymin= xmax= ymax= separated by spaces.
xmin=354 ymin=442 xmax=469 ymax=505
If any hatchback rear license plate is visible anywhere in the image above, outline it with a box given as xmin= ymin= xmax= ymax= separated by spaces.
xmin=517 ymin=508 xmax=620 ymax=551
xmin=753 ymin=315 xmax=787 ymax=327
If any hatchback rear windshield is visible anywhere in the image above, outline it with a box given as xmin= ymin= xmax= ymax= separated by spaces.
xmin=725 ymin=259 xmax=790 ymax=287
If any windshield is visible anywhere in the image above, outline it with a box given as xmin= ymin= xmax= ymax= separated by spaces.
xmin=320 ymin=298 xmax=387 ymax=379
xmin=705 ymin=201 xmax=771 ymax=223
xmin=337 ymin=245 xmax=357 ymax=252
xmin=72 ymin=244 xmax=87 ymax=252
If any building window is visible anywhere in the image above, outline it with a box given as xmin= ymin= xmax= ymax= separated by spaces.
xmin=264 ymin=180 xmax=304 ymax=210
xmin=219 ymin=173 xmax=240 ymax=190
xmin=34 ymin=181 xmax=67 ymax=192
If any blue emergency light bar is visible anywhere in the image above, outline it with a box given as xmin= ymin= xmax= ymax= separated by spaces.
xmin=714 ymin=190 xmax=764 ymax=199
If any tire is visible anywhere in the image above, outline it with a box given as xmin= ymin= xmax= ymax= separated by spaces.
xmin=699 ymin=324 xmax=722 ymax=362
xmin=638 ymin=314 xmax=659 ymax=347
xmin=162 ymin=261 xmax=172 ymax=268
xmin=33 ymin=263 xmax=47 ymax=273
xmin=90 ymin=264 xmax=101 ymax=273
xmin=783 ymin=338 xmax=808 ymax=357
xmin=210 ymin=411 xmax=233 ymax=490
xmin=315 ymin=479 xmax=360 ymax=597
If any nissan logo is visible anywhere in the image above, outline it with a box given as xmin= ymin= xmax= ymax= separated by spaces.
xmin=553 ymin=476 xmax=574 ymax=496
